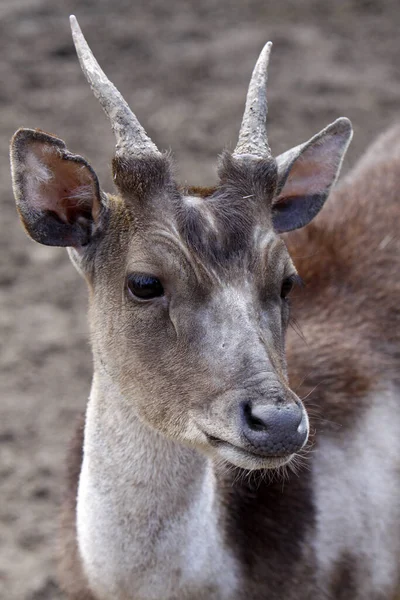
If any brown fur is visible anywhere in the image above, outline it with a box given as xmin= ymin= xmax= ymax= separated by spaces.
xmin=287 ymin=126 xmax=400 ymax=429
xmin=185 ymin=185 xmax=218 ymax=197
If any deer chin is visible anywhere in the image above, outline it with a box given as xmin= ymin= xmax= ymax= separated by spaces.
xmin=207 ymin=437 xmax=294 ymax=471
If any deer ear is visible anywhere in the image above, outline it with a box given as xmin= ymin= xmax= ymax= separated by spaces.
xmin=272 ymin=118 xmax=353 ymax=233
xmin=10 ymin=128 xmax=106 ymax=247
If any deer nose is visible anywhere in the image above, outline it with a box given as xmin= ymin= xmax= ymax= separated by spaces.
xmin=240 ymin=400 xmax=308 ymax=456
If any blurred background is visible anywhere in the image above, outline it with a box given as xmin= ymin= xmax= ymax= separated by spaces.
xmin=0 ymin=0 xmax=399 ymax=598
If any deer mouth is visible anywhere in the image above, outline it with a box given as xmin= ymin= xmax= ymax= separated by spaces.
xmin=205 ymin=435 xmax=294 ymax=470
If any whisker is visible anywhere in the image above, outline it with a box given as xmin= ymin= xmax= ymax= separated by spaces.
xmin=289 ymin=316 xmax=308 ymax=345
xmin=300 ymin=384 xmax=320 ymax=402
xmin=292 ymin=369 xmax=317 ymax=393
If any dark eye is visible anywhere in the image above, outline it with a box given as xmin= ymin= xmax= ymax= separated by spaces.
xmin=281 ymin=276 xmax=295 ymax=299
xmin=127 ymin=273 xmax=164 ymax=300
xmin=281 ymin=274 xmax=304 ymax=299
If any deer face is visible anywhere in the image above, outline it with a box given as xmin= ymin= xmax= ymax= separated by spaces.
xmin=10 ymin=17 xmax=352 ymax=470
xmin=88 ymin=154 xmax=306 ymax=470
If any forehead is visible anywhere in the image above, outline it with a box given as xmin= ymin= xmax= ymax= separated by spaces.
xmin=124 ymin=192 xmax=291 ymax=286
xmin=112 ymin=152 xmax=291 ymax=279
xmin=177 ymin=192 xmax=280 ymax=268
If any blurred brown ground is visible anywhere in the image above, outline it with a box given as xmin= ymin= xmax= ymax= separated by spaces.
xmin=0 ymin=0 xmax=399 ymax=598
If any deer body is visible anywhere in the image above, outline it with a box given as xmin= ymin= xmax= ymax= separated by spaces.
xmin=10 ymin=16 xmax=400 ymax=600
xmin=71 ymin=132 xmax=400 ymax=600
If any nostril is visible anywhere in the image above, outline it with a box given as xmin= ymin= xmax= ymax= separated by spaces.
xmin=242 ymin=401 xmax=268 ymax=432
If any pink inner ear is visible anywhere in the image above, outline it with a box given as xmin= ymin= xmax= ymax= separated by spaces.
xmin=276 ymin=136 xmax=342 ymax=202
xmin=24 ymin=141 xmax=98 ymax=223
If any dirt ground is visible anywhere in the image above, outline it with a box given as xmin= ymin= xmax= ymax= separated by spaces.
xmin=0 ymin=0 xmax=399 ymax=598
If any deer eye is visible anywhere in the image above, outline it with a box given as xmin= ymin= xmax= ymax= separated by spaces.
xmin=280 ymin=274 xmax=304 ymax=300
xmin=281 ymin=275 xmax=296 ymax=299
xmin=127 ymin=273 xmax=164 ymax=300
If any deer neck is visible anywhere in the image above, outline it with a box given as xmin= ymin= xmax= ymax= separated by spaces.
xmin=76 ymin=367 xmax=239 ymax=600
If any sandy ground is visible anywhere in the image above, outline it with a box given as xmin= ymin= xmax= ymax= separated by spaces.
xmin=0 ymin=0 xmax=399 ymax=598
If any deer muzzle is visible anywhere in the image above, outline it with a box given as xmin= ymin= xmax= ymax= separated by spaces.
xmin=239 ymin=399 xmax=308 ymax=456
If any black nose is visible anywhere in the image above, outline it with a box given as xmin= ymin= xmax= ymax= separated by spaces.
xmin=240 ymin=400 xmax=308 ymax=456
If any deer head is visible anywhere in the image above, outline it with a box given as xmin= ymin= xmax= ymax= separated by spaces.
xmin=10 ymin=16 xmax=352 ymax=470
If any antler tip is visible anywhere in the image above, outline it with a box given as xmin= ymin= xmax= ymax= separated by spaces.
xmin=69 ymin=15 xmax=82 ymax=42
xmin=257 ymin=41 xmax=273 ymax=68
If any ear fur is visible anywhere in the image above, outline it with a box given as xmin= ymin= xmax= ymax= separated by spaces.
xmin=10 ymin=128 xmax=106 ymax=247
xmin=272 ymin=118 xmax=353 ymax=232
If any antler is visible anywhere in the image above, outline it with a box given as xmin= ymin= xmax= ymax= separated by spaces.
xmin=233 ymin=42 xmax=272 ymax=158
xmin=70 ymin=15 xmax=160 ymax=158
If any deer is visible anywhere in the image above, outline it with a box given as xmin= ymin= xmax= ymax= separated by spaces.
xmin=10 ymin=14 xmax=400 ymax=600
